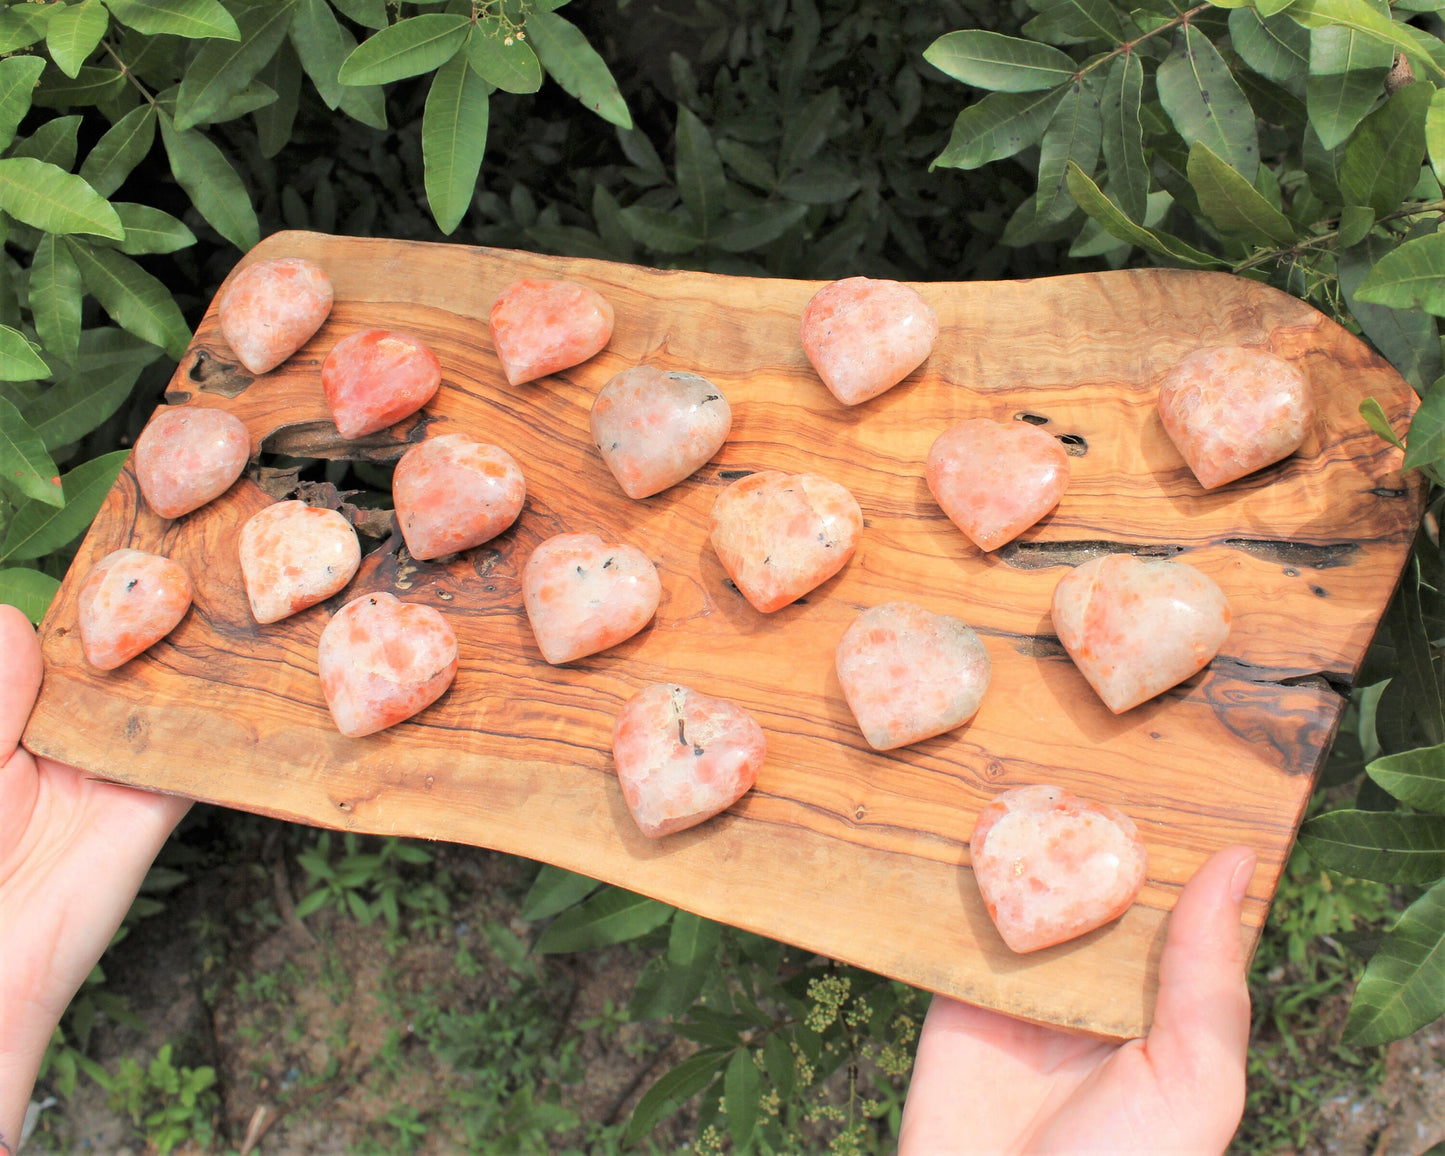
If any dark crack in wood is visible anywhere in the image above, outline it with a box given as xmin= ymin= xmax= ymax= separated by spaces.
xmin=999 ymin=540 xmax=1187 ymax=569
xmin=1222 ymin=539 xmax=1359 ymax=569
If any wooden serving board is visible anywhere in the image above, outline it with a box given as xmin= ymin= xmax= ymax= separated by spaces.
xmin=24 ymin=231 xmax=1423 ymax=1040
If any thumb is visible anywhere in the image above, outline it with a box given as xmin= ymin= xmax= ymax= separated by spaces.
xmin=0 ymin=603 xmax=43 ymax=758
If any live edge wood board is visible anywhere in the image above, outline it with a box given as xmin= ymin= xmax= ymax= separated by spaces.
xmin=24 ymin=231 xmax=1425 ymax=1040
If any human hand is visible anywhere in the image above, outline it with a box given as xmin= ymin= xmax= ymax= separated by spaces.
xmin=898 ymin=843 xmax=1256 ymax=1155
xmin=0 ymin=604 xmax=192 ymax=1149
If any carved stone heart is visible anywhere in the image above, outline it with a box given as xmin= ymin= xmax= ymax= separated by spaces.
xmin=590 ymin=366 xmax=732 ymax=499
xmin=78 ymin=548 xmax=193 ymax=670
xmin=1157 ymin=345 xmax=1316 ymax=489
xmin=218 ymin=257 xmax=333 ymax=375
xmin=709 ymin=471 xmax=862 ymax=613
xmin=393 ymin=433 xmax=525 ymax=560
xmin=799 ymin=276 xmax=938 ymax=406
xmin=238 ymin=500 xmax=361 ymax=624
xmin=489 ymin=278 xmax=614 ymax=386
xmin=1052 ymin=554 xmax=1231 ymax=714
xmin=835 ymin=602 xmax=992 ymax=750
xmin=321 ymin=329 xmax=441 ymax=439
xmin=522 ymin=532 xmax=660 ymax=664
xmin=318 ymin=592 xmax=458 ymax=737
xmin=926 ymin=418 xmax=1070 ymax=552
xmin=134 ymin=406 xmax=251 ymax=519
xmin=612 ymin=682 xmax=766 ymax=838
xmin=972 ymin=784 xmax=1148 ymax=954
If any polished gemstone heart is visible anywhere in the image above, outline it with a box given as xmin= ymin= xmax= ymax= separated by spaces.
xmin=321 ymin=329 xmax=441 ymax=439
xmin=971 ymin=784 xmax=1148 ymax=954
xmin=799 ymin=276 xmax=938 ymax=406
xmin=238 ymin=500 xmax=361 ymax=624
xmin=393 ymin=433 xmax=525 ymax=560
xmin=591 ymin=366 xmax=732 ymax=499
xmin=78 ymin=549 xmax=193 ymax=670
xmin=612 ymin=682 xmax=766 ymax=838
xmin=218 ymin=257 xmax=333 ymax=375
xmin=836 ymin=602 xmax=992 ymax=750
xmin=318 ymin=592 xmax=458 ymax=737
xmin=1052 ymin=554 xmax=1231 ymax=714
xmin=926 ymin=418 xmax=1071 ymax=552
xmin=1158 ymin=345 xmax=1316 ymax=489
xmin=709 ymin=471 xmax=862 ymax=613
xmin=522 ymin=532 xmax=660 ymax=664
xmin=489 ymin=278 xmax=614 ymax=386
xmin=134 ymin=406 xmax=251 ymax=519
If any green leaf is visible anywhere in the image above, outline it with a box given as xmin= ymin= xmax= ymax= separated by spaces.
xmin=1359 ymin=397 xmax=1405 ymax=448
xmin=338 ymin=76 xmax=387 ymax=130
xmin=47 ymin=0 xmax=110 ymax=79
xmin=1343 ymin=877 xmax=1445 ymax=1045
xmin=1405 ymin=373 xmax=1445 ymax=470
xmin=1156 ymin=24 xmax=1260 ymax=182
xmin=780 ymin=87 xmax=840 ymax=174
xmin=1369 ymin=744 xmax=1445 ymax=813
xmin=1022 ymin=0 xmax=1127 ymax=46
xmin=1339 ymin=79 xmax=1431 ymax=216
xmin=466 ymin=18 xmax=542 ymax=94
xmin=931 ymin=86 xmax=1065 ymax=171
xmin=624 ymin=1050 xmax=730 ymax=1146
xmin=21 ymin=328 xmax=157 ymax=449
xmin=12 ymin=115 xmax=83 ymax=170
xmin=668 ymin=910 xmax=722 ymax=969
xmin=65 ymin=238 xmax=190 ymax=358
xmin=107 ymin=203 xmax=196 ymax=255
xmin=78 ymin=105 xmax=157 ymax=198
xmin=725 ymin=1048 xmax=761 ymax=1152
xmin=332 ymin=0 xmax=387 ymax=29
xmin=1289 ymin=0 xmax=1445 ymax=81
xmin=716 ymin=138 xmax=775 ymax=191
xmin=158 ymin=114 xmax=259 ymax=251
xmin=776 ymin=161 xmax=859 ymax=204
xmin=422 ymin=50 xmax=489 ymax=235
xmin=0 ymin=567 xmax=59 ymax=624
xmin=1100 ymin=53 xmax=1147 ymax=222
xmin=1337 ymin=203 xmax=1374 ymax=248
xmin=1339 ymin=234 xmax=1442 ymax=392
xmin=0 ymin=158 xmax=123 ymax=239
xmin=211 ymin=79 xmax=277 ymax=121
xmin=174 ymin=0 xmax=296 ymax=130
xmin=0 ymin=394 xmax=62 ymax=508
xmin=520 ymin=864 xmax=603 ymax=921
xmin=29 ymin=235 xmax=83 ymax=366
xmin=0 ymin=5 xmax=54 ymax=54
xmin=289 ymin=0 xmax=349 ymax=108
xmin=0 ymin=56 xmax=47 ymax=152
xmin=337 ymin=14 xmax=468 ymax=87
xmin=1427 ymin=88 xmax=1445 ymax=185
xmin=618 ymin=205 xmax=704 ymax=253
xmin=1187 ymin=140 xmax=1295 ymax=245
xmin=33 ymin=66 xmax=126 ymax=111
xmin=294 ymin=888 xmax=330 ymax=919
xmin=1356 ymin=231 xmax=1445 ymax=315
xmin=1065 ymin=162 xmax=1222 ymax=267
xmin=533 ymin=886 xmax=674 ymax=954
xmin=1306 ymin=24 xmax=1393 ymax=150
xmin=1036 ymin=74 xmax=1102 ymax=223
xmin=676 ymin=104 xmax=726 ymax=230
xmin=0 ymin=326 xmax=50 ymax=383
xmin=1300 ymin=809 xmax=1445 ymax=883
xmin=526 ymin=11 xmax=632 ymax=129
xmin=1230 ymin=8 xmax=1310 ymax=94
xmin=922 ymin=30 xmax=1076 ymax=93
xmin=101 ymin=0 xmax=239 ymax=40
xmin=711 ymin=203 xmax=808 ymax=252
xmin=0 ymin=452 xmax=131 ymax=561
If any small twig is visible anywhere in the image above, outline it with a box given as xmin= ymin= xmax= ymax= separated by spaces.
xmin=602 ymin=1045 xmax=672 ymax=1126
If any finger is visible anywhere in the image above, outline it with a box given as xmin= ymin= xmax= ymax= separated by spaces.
xmin=0 ymin=604 xmax=42 ymax=758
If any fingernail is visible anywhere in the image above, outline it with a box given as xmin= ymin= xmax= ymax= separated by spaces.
xmin=1229 ymin=850 xmax=1257 ymax=905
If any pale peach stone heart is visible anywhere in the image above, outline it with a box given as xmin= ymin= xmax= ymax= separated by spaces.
xmin=799 ymin=276 xmax=939 ymax=406
xmin=489 ymin=278 xmax=614 ymax=386
xmin=972 ymin=784 xmax=1148 ymax=954
xmin=218 ymin=257 xmax=333 ymax=374
xmin=318 ymin=592 xmax=458 ymax=737
xmin=1052 ymin=554 xmax=1231 ymax=714
xmin=78 ymin=549 xmax=193 ymax=670
xmin=709 ymin=471 xmax=862 ymax=613
xmin=522 ymin=532 xmax=661 ymax=664
xmin=393 ymin=434 xmax=525 ymax=560
xmin=612 ymin=682 xmax=766 ymax=838
xmin=238 ymin=500 xmax=361 ymax=624
xmin=926 ymin=418 xmax=1071 ymax=551
xmin=836 ymin=602 xmax=992 ymax=750
xmin=1158 ymin=345 xmax=1316 ymax=489
xmin=321 ymin=329 xmax=441 ymax=439
xmin=591 ymin=366 xmax=732 ymax=499
xmin=134 ymin=406 xmax=251 ymax=519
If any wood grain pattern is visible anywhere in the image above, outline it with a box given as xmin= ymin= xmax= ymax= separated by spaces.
xmin=24 ymin=232 xmax=1424 ymax=1040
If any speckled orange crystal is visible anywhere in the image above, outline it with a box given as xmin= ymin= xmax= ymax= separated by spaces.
xmin=522 ymin=532 xmax=660 ymax=664
xmin=591 ymin=366 xmax=731 ymax=499
xmin=218 ymin=257 xmax=333 ymax=374
xmin=77 ymin=548 xmax=193 ymax=670
xmin=393 ymin=434 xmax=525 ymax=560
xmin=799 ymin=277 xmax=938 ymax=406
xmin=927 ymin=418 xmax=1070 ymax=552
xmin=238 ymin=500 xmax=361 ymax=624
xmin=321 ymin=329 xmax=441 ymax=439
xmin=489 ymin=278 xmax=614 ymax=386
xmin=134 ymin=406 xmax=251 ymax=519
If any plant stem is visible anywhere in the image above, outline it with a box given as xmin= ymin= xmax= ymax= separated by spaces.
xmin=101 ymin=40 xmax=161 ymax=110
xmin=1232 ymin=199 xmax=1445 ymax=273
xmin=1074 ymin=3 xmax=1213 ymax=83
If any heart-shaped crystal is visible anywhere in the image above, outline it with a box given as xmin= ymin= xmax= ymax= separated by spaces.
xmin=393 ymin=433 xmax=525 ymax=560
xmin=972 ymin=784 xmax=1148 ymax=954
xmin=218 ymin=257 xmax=334 ymax=374
xmin=836 ymin=602 xmax=992 ymax=750
xmin=612 ymin=682 xmax=766 ymax=838
xmin=322 ymin=329 xmax=441 ymax=439
xmin=238 ymin=500 xmax=361 ymax=624
xmin=522 ymin=532 xmax=660 ymax=664
xmin=134 ymin=406 xmax=251 ymax=519
xmin=318 ymin=592 xmax=458 ymax=737
xmin=799 ymin=277 xmax=938 ymax=406
xmin=927 ymin=418 xmax=1071 ymax=551
xmin=489 ymin=278 xmax=614 ymax=386
xmin=709 ymin=471 xmax=862 ymax=613
xmin=1052 ymin=554 xmax=1231 ymax=714
xmin=1157 ymin=346 xmax=1316 ymax=489
xmin=591 ymin=366 xmax=732 ymax=499
xmin=78 ymin=548 xmax=193 ymax=670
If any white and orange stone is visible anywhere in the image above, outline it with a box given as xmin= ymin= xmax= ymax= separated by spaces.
xmin=591 ymin=366 xmax=732 ymax=499
xmin=321 ymin=329 xmax=441 ymax=439
xmin=836 ymin=602 xmax=991 ymax=750
xmin=318 ymin=592 xmax=458 ymax=737
xmin=489 ymin=278 xmax=614 ymax=386
xmin=612 ymin=682 xmax=766 ymax=838
xmin=1158 ymin=345 xmax=1316 ymax=489
xmin=522 ymin=532 xmax=661 ymax=664
xmin=927 ymin=418 xmax=1070 ymax=551
xmin=393 ymin=433 xmax=525 ymax=560
xmin=1052 ymin=553 xmax=1231 ymax=714
xmin=799 ymin=276 xmax=938 ymax=406
xmin=78 ymin=549 xmax=193 ymax=670
xmin=218 ymin=257 xmax=333 ymax=374
xmin=134 ymin=406 xmax=251 ymax=519
xmin=971 ymin=784 xmax=1148 ymax=954
xmin=238 ymin=500 xmax=361 ymax=624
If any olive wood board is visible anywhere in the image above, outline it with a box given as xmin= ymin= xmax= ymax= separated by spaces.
xmin=24 ymin=231 xmax=1424 ymax=1041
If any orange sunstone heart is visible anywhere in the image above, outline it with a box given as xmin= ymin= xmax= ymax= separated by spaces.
xmin=591 ymin=366 xmax=732 ymax=499
xmin=489 ymin=278 xmax=614 ymax=386
xmin=321 ymin=329 xmax=441 ymax=440
xmin=134 ymin=406 xmax=251 ymax=520
xmin=238 ymin=501 xmax=361 ymax=624
xmin=393 ymin=434 xmax=525 ymax=560
xmin=799 ymin=276 xmax=938 ymax=406
xmin=218 ymin=257 xmax=333 ymax=374
xmin=522 ymin=532 xmax=661 ymax=664
xmin=77 ymin=549 xmax=193 ymax=670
